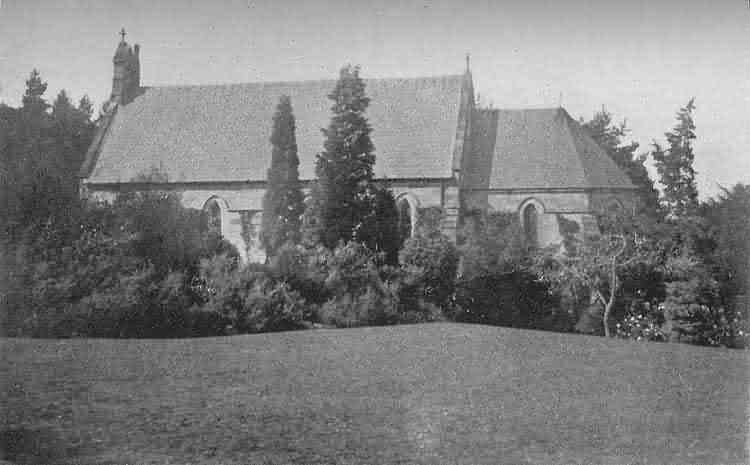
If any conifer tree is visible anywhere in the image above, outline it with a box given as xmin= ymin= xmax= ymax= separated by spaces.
xmin=653 ymin=98 xmax=699 ymax=218
xmin=358 ymin=184 xmax=400 ymax=265
xmin=3 ymin=71 xmax=95 ymax=233
xmin=261 ymin=95 xmax=304 ymax=257
xmin=73 ymin=95 xmax=96 ymax=172
xmin=582 ymin=109 xmax=659 ymax=215
xmin=650 ymin=99 xmax=730 ymax=345
xmin=53 ymin=90 xmax=74 ymax=179
xmin=16 ymin=69 xmax=57 ymax=221
xmin=307 ymin=65 xmax=376 ymax=248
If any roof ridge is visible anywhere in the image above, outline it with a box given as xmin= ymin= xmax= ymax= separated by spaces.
xmin=143 ymin=74 xmax=465 ymax=91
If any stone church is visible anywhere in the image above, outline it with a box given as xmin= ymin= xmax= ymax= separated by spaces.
xmin=80 ymin=33 xmax=637 ymax=262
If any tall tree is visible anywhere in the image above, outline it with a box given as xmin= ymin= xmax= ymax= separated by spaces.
xmin=72 ymin=95 xmax=96 ymax=173
xmin=2 ymin=71 xmax=95 ymax=236
xmin=0 ymin=104 xmax=15 ymax=230
xmin=307 ymin=65 xmax=376 ymax=248
xmin=652 ymin=98 xmax=699 ymax=218
xmin=648 ymin=99 xmax=742 ymax=346
xmin=261 ymin=95 xmax=304 ymax=257
xmin=16 ymin=69 xmax=57 ymax=223
xmin=52 ymin=90 xmax=75 ymax=182
xmin=581 ymin=109 xmax=659 ymax=215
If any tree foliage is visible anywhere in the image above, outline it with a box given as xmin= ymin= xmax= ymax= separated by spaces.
xmin=357 ymin=184 xmax=400 ymax=265
xmin=458 ymin=210 xmax=526 ymax=280
xmin=701 ymin=184 xmax=750 ymax=312
xmin=581 ymin=109 xmax=659 ymax=215
xmin=261 ymin=95 xmax=304 ymax=257
xmin=532 ymin=211 xmax=658 ymax=337
xmin=307 ymin=65 xmax=376 ymax=248
xmin=653 ymin=98 xmax=699 ymax=218
xmin=398 ymin=208 xmax=459 ymax=311
xmin=0 ymin=69 xmax=95 ymax=237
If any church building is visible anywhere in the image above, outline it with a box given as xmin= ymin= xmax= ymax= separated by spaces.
xmin=80 ymin=32 xmax=637 ymax=262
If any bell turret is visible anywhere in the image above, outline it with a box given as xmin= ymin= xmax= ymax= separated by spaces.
xmin=111 ymin=28 xmax=140 ymax=105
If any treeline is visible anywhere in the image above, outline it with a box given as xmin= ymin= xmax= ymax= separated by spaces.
xmin=1 ymin=70 xmax=95 ymax=235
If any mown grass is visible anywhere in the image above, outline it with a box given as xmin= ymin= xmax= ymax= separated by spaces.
xmin=1 ymin=323 xmax=747 ymax=464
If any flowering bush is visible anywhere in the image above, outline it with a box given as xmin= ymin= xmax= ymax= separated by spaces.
xmin=615 ymin=304 xmax=667 ymax=342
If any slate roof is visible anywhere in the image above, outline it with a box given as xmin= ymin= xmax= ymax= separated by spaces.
xmin=83 ymin=75 xmax=466 ymax=183
xmin=465 ymin=108 xmax=636 ymax=190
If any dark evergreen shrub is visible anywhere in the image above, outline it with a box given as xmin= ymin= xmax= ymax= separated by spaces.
xmin=453 ymin=270 xmax=562 ymax=330
xmin=358 ymin=185 xmax=401 ymax=266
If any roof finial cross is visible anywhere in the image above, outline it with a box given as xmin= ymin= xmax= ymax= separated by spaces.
xmin=120 ymin=27 xmax=127 ymax=42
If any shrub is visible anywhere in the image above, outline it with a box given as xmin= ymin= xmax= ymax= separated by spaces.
xmin=615 ymin=302 xmax=667 ymax=342
xmin=71 ymin=265 xmax=157 ymax=338
xmin=112 ymin=189 xmax=239 ymax=276
xmin=317 ymin=241 xmax=399 ymax=327
xmin=399 ymin=210 xmax=458 ymax=312
xmin=318 ymin=284 xmax=399 ymax=328
xmin=458 ymin=210 xmax=526 ymax=279
xmin=236 ymin=278 xmax=309 ymax=333
xmin=196 ymin=255 xmax=309 ymax=333
xmin=270 ymin=241 xmax=331 ymax=306
xmin=1 ymin=190 xmax=239 ymax=338
xmin=453 ymin=270 xmax=564 ymax=330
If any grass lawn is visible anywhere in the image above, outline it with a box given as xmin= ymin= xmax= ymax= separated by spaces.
xmin=0 ymin=323 xmax=747 ymax=464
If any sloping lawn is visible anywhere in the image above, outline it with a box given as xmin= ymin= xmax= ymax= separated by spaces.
xmin=0 ymin=323 xmax=747 ymax=464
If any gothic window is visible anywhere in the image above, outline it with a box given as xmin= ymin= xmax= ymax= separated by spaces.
xmin=205 ymin=199 xmax=222 ymax=236
xmin=522 ymin=203 xmax=539 ymax=248
xmin=397 ymin=195 xmax=418 ymax=245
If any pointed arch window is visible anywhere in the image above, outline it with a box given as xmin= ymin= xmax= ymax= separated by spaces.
xmin=522 ymin=203 xmax=539 ymax=248
xmin=396 ymin=194 xmax=419 ymax=245
xmin=204 ymin=198 xmax=223 ymax=236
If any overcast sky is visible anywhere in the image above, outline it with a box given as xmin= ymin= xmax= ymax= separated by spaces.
xmin=0 ymin=0 xmax=748 ymax=197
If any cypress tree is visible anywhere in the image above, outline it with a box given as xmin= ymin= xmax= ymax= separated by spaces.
xmin=261 ymin=95 xmax=304 ymax=257
xmin=17 ymin=69 xmax=57 ymax=222
xmin=653 ymin=98 xmax=699 ymax=218
xmin=307 ymin=65 xmax=375 ymax=248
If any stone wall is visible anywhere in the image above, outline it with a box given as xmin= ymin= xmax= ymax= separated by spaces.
xmin=84 ymin=179 xmax=453 ymax=263
xmin=462 ymin=189 xmax=635 ymax=248
xmin=85 ymin=183 xmax=637 ymax=260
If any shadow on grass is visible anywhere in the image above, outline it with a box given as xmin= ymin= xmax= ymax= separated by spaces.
xmin=0 ymin=427 xmax=79 ymax=464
